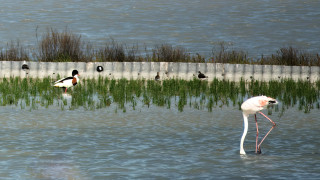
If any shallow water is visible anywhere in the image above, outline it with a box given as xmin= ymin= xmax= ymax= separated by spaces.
xmin=0 ymin=104 xmax=319 ymax=179
xmin=1 ymin=0 xmax=320 ymax=57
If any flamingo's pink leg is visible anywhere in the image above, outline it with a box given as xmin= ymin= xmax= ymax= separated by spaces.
xmin=255 ymin=114 xmax=259 ymax=153
xmin=65 ymin=88 xmax=67 ymax=93
xmin=257 ymin=112 xmax=276 ymax=150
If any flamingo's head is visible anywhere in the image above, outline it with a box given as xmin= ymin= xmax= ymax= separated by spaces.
xmin=267 ymin=97 xmax=278 ymax=105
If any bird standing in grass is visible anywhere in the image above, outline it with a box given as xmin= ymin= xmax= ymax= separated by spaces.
xmin=198 ymin=71 xmax=208 ymax=79
xmin=53 ymin=70 xmax=80 ymax=93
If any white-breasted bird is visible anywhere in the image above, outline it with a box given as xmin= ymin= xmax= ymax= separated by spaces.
xmin=53 ymin=70 xmax=80 ymax=93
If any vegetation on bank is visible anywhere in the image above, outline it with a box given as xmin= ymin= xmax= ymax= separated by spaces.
xmin=0 ymin=77 xmax=319 ymax=113
xmin=0 ymin=28 xmax=319 ymax=66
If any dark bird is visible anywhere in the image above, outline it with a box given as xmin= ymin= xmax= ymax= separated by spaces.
xmin=22 ymin=64 xmax=29 ymax=71
xmin=97 ymin=66 xmax=104 ymax=72
xmin=155 ymin=72 xmax=160 ymax=81
xmin=22 ymin=61 xmax=30 ymax=75
xmin=71 ymin=70 xmax=79 ymax=76
xmin=198 ymin=71 xmax=208 ymax=79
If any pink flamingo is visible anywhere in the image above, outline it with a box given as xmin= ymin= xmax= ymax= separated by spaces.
xmin=240 ymin=96 xmax=278 ymax=155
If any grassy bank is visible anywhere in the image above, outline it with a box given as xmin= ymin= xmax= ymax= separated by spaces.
xmin=0 ymin=28 xmax=319 ymax=66
xmin=0 ymin=77 xmax=319 ymax=113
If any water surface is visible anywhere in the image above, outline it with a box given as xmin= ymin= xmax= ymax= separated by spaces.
xmin=0 ymin=105 xmax=319 ymax=179
xmin=1 ymin=0 xmax=319 ymax=57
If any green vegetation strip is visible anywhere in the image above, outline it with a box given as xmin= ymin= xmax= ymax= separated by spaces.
xmin=0 ymin=77 xmax=319 ymax=113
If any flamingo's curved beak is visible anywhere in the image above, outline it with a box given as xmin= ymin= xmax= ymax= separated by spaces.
xmin=268 ymin=100 xmax=278 ymax=105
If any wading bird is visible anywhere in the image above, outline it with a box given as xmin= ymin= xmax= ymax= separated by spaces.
xmin=53 ymin=70 xmax=80 ymax=93
xmin=240 ymin=96 xmax=278 ymax=155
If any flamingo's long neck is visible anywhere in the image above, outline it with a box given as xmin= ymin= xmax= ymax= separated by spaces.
xmin=240 ymin=112 xmax=249 ymax=155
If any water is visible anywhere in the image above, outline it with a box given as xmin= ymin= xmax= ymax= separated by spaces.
xmin=0 ymin=0 xmax=320 ymax=57
xmin=1 ymin=1 xmax=320 ymax=178
xmin=0 ymin=104 xmax=319 ymax=179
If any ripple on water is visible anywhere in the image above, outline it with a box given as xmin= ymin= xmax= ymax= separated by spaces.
xmin=0 ymin=105 xmax=319 ymax=179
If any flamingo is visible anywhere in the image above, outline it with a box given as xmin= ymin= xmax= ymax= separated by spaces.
xmin=240 ymin=96 xmax=278 ymax=155
xmin=53 ymin=70 xmax=80 ymax=93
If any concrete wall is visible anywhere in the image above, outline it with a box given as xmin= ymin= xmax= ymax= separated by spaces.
xmin=0 ymin=61 xmax=319 ymax=82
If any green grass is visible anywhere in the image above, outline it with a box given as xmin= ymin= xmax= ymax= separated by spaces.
xmin=0 ymin=77 xmax=319 ymax=113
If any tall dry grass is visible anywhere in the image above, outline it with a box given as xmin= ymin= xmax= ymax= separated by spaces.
xmin=37 ymin=28 xmax=92 ymax=62
xmin=259 ymin=46 xmax=320 ymax=66
xmin=95 ymin=39 xmax=138 ymax=62
xmin=0 ymin=28 xmax=319 ymax=66
xmin=0 ymin=41 xmax=29 ymax=61
xmin=211 ymin=42 xmax=250 ymax=64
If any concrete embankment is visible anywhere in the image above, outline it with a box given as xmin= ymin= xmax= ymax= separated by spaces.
xmin=0 ymin=61 xmax=319 ymax=82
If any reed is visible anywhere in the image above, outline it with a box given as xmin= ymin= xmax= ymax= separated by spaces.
xmin=95 ymin=39 xmax=142 ymax=62
xmin=0 ymin=41 xmax=30 ymax=61
xmin=0 ymin=77 xmax=318 ymax=113
xmin=211 ymin=42 xmax=250 ymax=64
xmin=151 ymin=44 xmax=205 ymax=62
xmin=258 ymin=47 xmax=320 ymax=66
xmin=2 ymin=28 xmax=319 ymax=65
xmin=37 ymin=28 xmax=92 ymax=62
